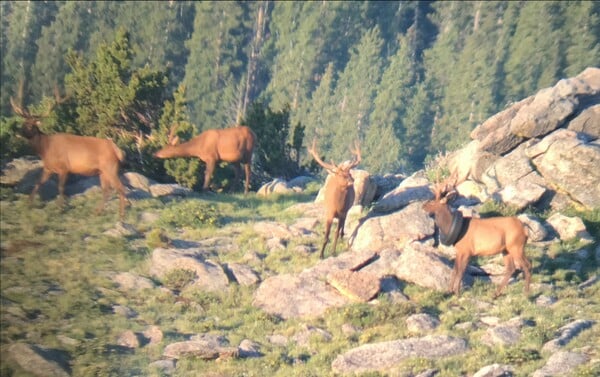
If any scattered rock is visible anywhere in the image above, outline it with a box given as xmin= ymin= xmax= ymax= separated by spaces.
xmin=406 ymin=313 xmax=440 ymax=333
xmin=542 ymin=319 xmax=595 ymax=353
xmin=331 ymin=335 xmax=468 ymax=374
xmin=532 ymin=351 xmax=589 ymax=377
xmin=7 ymin=343 xmax=71 ymax=377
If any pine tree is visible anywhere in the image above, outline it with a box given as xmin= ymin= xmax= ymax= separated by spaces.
xmin=328 ymin=26 xmax=384 ymax=164
xmin=563 ymin=1 xmax=600 ymax=77
xmin=182 ymin=1 xmax=248 ymax=131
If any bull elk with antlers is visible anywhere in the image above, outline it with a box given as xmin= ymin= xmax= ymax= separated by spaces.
xmin=10 ymin=84 xmax=128 ymax=219
xmin=154 ymin=124 xmax=256 ymax=194
xmin=308 ymin=139 xmax=361 ymax=258
xmin=422 ymin=176 xmax=531 ymax=297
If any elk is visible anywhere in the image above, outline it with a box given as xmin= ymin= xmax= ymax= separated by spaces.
xmin=154 ymin=124 xmax=256 ymax=194
xmin=307 ymin=139 xmax=361 ymax=258
xmin=10 ymin=86 xmax=128 ymax=219
xmin=422 ymin=176 xmax=531 ymax=298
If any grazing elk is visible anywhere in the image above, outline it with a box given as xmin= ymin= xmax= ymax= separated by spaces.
xmin=308 ymin=139 xmax=361 ymax=258
xmin=154 ymin=125 xmax=256 ymax=194
xmin=422 ymin=177 xmax=531 ymax=298
xmin=10 ymin=87 xmax=128 ymax=219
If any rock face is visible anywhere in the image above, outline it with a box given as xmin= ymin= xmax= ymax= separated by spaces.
xmin=458 ymin=67 xmax=600 ymax=210
xmin=331 ymin=335 xmax=468 ymax=374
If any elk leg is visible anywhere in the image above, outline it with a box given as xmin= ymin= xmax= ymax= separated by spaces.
xmin=108 ymin=173 xmax=127 ymax=220
xmin=320 ymin=218 xmax=333 ymax=259
xmin=30 ymin=168 xmax=52 ymax=202
xmin=495 ymin=254 xmax=516 ymax=298
xmin=56 ymin=172 xmax=69 ymax=208
xmin=451 ymin=252 xmax=470 ymax=295
xmin=203 ymin=161 xmax=216 ymax=191
xmin=331 ymin=218 xmax=344 ymax=257
xmin=96 ymin=174 xmax=109 ymax=214
xmin=243 ymin=162 xmax=251 ymax=194
xmin=514 ymin=250 xmax=532 ymax=295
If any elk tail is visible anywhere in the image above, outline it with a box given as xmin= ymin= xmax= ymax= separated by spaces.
xmin=111 ymin=140 xmax=126 ymax=162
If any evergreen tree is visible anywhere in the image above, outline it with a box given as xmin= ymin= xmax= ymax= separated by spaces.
xmin=1 ymin=1 xmax=59 ymax=111
xmin=504 ymin=1 xmax=563 ymax=101
xmin=563 ymin=1 xmax=600 ymax=77
xmin=64 ymin=29 xmax=169 ymax=171
xmin=30 ymin=2 xmax=93 ymax=103
xmin=328 ymin=26 xmax=384 ymax=164
xmin=182 ymin=1 xmax=248 ymax=131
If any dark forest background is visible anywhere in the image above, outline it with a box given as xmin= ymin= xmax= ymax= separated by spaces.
xmin=1 ymin=1 xmax=598 ymax=189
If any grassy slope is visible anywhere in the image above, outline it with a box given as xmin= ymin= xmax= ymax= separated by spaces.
xmin=1 ymin=186 xmax=599 ymax=377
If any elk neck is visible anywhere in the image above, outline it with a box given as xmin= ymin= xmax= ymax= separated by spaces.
xmin=158 ymin=141 xmax=194 ymax=158
xmin=433 ymin=203 xmax=455 ymax=237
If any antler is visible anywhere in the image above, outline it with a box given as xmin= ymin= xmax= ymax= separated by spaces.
xmin=346 ymin=140 xmax=361 ymax=169
xmin=9 ymin=79 xmax=31 ymax=118
xmin=10 ymin=81 xmax=69 ymax=119
xmin=307 ymin=139 xmax=337 ymax=173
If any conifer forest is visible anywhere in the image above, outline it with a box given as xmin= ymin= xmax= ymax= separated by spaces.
xmin=1 ymin=1 xmax=599 ymax=188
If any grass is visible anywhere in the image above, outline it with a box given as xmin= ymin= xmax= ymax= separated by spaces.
xmin=1 ymin=185 xmax=599 ymax=377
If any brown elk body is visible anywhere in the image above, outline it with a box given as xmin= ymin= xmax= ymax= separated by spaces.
xmin=308 ymin=140 xmax=361 ymax=258
xmin=154 ymin=126 xmax=256 ymax=194
xmin=422 ymin=183 xmax=531 ymax=297
xmin=11 ymin=90 xmax=127 ymax=219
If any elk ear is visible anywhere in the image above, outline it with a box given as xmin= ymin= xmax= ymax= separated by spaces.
xmin=169 ymin=135 xmax=180 ymax=146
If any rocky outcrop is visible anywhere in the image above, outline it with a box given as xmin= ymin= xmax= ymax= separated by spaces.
xmin=453 ymin=67 xmax=600 ymax=210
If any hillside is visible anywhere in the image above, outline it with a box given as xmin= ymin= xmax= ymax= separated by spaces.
xmin=1 ymin=70 xmax=599 ymax=376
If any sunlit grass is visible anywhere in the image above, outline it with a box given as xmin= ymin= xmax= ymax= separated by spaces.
xmin=1 ymin=184 xmax=599 ymax=376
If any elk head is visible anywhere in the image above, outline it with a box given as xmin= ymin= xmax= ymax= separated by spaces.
xmin=422 ymin=172 xmax=458 ymax=214
xmin=10 ymin=80 xmax=69 ymax=138
xmin=307 ymin=139 xmax=361 ymax=183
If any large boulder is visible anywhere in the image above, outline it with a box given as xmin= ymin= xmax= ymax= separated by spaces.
xmin=350 ymin=202 xmax=434 ymax=253
xmin=529 ymin=129 xmax=600 ymax=208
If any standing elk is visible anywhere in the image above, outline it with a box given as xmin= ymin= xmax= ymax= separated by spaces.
xmin=10 ymin=87 xmax=128 ymax=219
xmin=422 ymin=176 xmax=531 ymax=297
xmin=308 ymin=139 xmax=361 ymax=258
xmin=154 ymin=124 xmax=256 ymax=194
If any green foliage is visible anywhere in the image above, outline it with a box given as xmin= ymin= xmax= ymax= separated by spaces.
xmin=157 ymin=199 xmax=222 ymax=229
xmin=163 ymin=269 xmax=197 ymax=291
xmin=478 ymin=200 xmax=521 ymax=217
xmin=145 ymin=228 xmax=170 ymax=249
xmin=244 ymin=101 xmax=302 ymax=179
xmin=0 ymin=116 xmax=30 ymax=161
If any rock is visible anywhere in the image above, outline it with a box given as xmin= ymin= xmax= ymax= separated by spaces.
xmin=567 ymin=104 xmax=600 ymax=139
xmin=350 ymin=202 xmax=434 ymax=253
xmin=149 ymin=359 xmax=176 ymax=375
xmin=226 ymin=263 xmax=261 ymax=286
xmin=326 ymin=270 xmax=380 ymax=302
xmin=117 ymin=330 xmax=140 ymax=349
xmin=517 ymin=214 xmax=549 ymax=242
xmin=471 ymin=97 xmax=532 ymax=155
xmin=532 ymin=351 xmax=589 ymax=377
xmin=143 ymin=325 xmax=164 ymax=345
xmin=293 ymin=325 xmax=333 ymax=347
xmin=481 ymin=141 xmax=536 ymax=191
xmin=406 ymin=313 xmax=440 ymax=333
xmin=331 ymin=335 xmax=467 ymax=374
xmin=390 ymin=243 xmax=459 ymax=292
xmin=122 ymin=171 xmax=154 ymax=191
xmin=150 ymin=248 xmax=229 ymax=292
xmin=473 ymin=363 xmax=514 ymax=377
xmin=546 ymin=213 xmax=593 ymax=242
xmin=113 ymin=272 xmax=155 ymax=292
xmin=287 ymin=175 xmax=314 ymax=189
xmin=530 ymin=129 xmax=600 ymax=209
xmin=495 ymin=181 xmax=546 ymax=210
xmin=103 ymin=221 xmax=140 ymax=238
xmin=149 ymin=183 xmax=192 ymax=197
xmin=163 ymin=337 xmax=238 ymax=360
xmin=372 ymin=171 xmax=434 ymax=213
xmin=542 ymin=319 xmax=595 ymax=353
xmin=253 ymin=273 xmax=348 ymax=319
xmin=351 ymin=169 xmax=377 ymax=206
xmin=484 ymin=325 xmax=521 ymax=346
xmin=7 ymin=343 xmax=71 ymax=377
xmin=510 ymin=82 xmax=578 ymax=139
xmin=256 ymin=178 xmax=293 ymax=196
xmin=238 ymin=339 xmax=262 ymax=358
